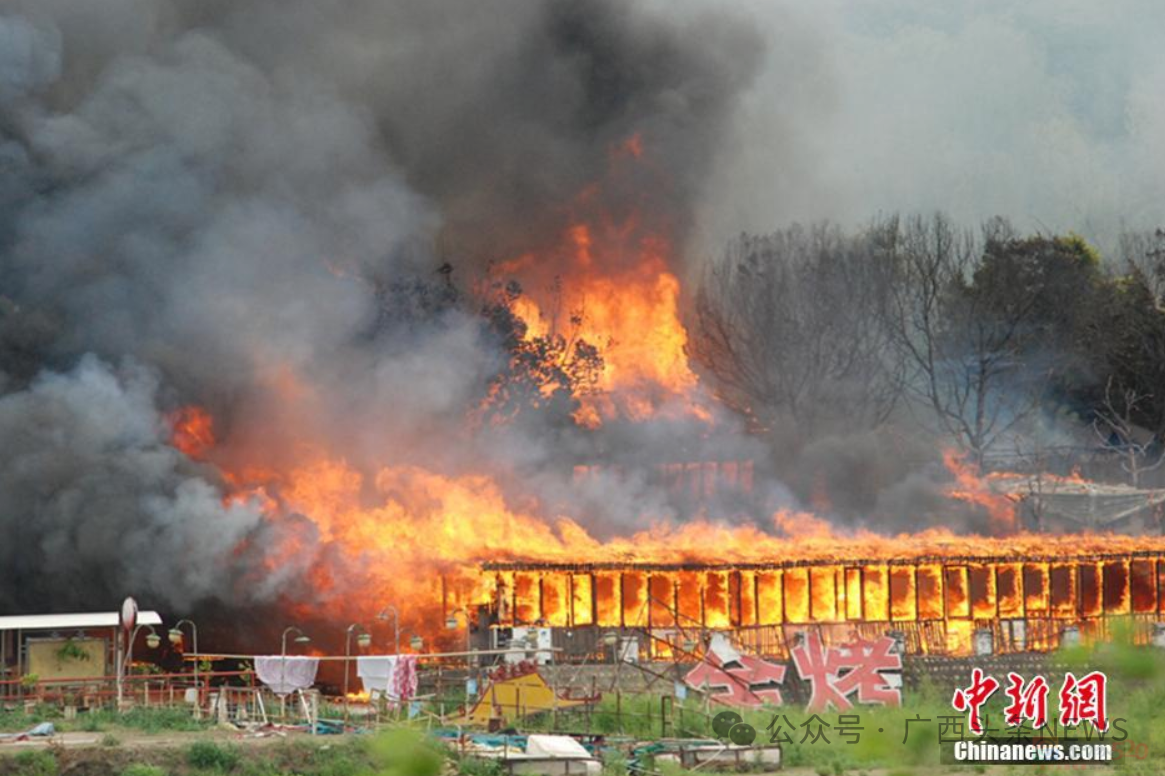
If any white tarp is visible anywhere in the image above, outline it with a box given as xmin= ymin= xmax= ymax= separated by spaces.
xmin=525 ymin=735 xmax=593 ymax=759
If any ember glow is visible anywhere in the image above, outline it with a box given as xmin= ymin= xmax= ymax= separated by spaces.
xmin=168 ymin=406 xmax=216 ymax=461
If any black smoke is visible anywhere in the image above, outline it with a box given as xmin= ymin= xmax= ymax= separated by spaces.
xmin=0 ymin=0 xmax=765 ymax=614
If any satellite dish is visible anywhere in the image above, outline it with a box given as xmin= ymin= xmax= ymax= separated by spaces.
xmin=120 ymin=597 xmax=139 ymax=635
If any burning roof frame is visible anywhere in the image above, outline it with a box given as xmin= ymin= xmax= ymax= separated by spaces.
xmin=471 ymin=553 xmax=1165 ymax=658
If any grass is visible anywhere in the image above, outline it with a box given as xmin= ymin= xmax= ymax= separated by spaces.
xmin=0 ymin=705 xmax=214 ymax=734
xmin=187 ymin=740 xmax=241 ymax=771
xmin=8 ymin=750 xmax=58 ymax=776
xmin=121 ymin=766 xmax=167 ymax=776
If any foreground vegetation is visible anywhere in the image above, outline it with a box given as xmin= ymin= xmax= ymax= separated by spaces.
xmin=2 ymin=729 xmax=444 ymax=776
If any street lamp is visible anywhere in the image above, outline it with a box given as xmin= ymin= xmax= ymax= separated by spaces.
xmin=168 ymin=619 xmax=199 ymax=690
xmin=280 ymin=626 xmax=311 ymax=688
xmin=128 ymin=624 xmax=161 ymax=662
xmin=281 ymin=626 xmax=311 ymax=655
xmin=343 ymin=623 xmax=371 ymax=719
xmin=120 ymin=624 xmax=161 ymax=706
xmin=376 ymin=606 xmax=400 ymax=655
xmin=279 ymin=626 xmax=310 ymax=721
xmin=408 ymin=634 xmax=424 ymax=652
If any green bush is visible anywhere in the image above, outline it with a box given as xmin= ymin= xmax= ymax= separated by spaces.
xmin=9 ymin=750 xmax=58 ymax=776
xmin=187 ymin=740 xmax=240 ymax=771
xmin=458 ymin=755 xmax=505 ymax=776
xmin=367 ymin=729 xmax=443 ymax=776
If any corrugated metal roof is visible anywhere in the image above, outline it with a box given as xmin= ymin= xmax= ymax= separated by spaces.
xmin=0 ymin=611 xmax=163 ymax=632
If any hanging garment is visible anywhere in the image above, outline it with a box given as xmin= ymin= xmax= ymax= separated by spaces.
xmin=357 ymin=655 xmax=419 ymax=701
xmin=255 ymin=656 xmax=320 ymax=696
xmin=356 ymin=656 xmax=397 ymax=699
xmin=391 ymin=655 xmax=419 ymax=701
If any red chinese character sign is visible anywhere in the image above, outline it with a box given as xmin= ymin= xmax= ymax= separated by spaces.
xmin=791 ymin=632 xmax=903 ymax=712
xmin=685 ymin=635 xmax=787 ymax=707
xmin=685 ymin=632 xmax=902 ymax=711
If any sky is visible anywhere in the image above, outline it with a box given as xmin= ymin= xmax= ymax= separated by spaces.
xmin=683 ymin=0 xmax=1165 ymax=254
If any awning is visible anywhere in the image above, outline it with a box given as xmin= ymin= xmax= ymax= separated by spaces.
xmin=0 ymin=611 xmax=163 ymax=632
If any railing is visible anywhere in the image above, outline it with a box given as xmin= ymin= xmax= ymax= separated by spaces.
xmin=0 ymin=669 xmax=255 ymax=707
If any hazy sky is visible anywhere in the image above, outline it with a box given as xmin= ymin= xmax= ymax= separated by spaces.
xmin=685 ymin=0 xmax=1165 ymax=252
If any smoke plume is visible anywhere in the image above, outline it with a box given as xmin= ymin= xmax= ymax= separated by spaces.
xmin=0 ymin=0 xmax=765 ymax=615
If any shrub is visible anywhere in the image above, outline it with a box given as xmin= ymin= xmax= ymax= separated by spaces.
xmin=10 ymin=750 xmax=58 ymax=776
xmin=187 ymin=740 xmax=240 ymax=771
xmin=458 ymin=755 xmax=505 ymax=776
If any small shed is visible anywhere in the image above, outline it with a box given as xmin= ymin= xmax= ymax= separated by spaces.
xmin=990 ymin=475 xmax=1165 ymax=532
xmin=0 ymin=611 xmax=163 ymax=693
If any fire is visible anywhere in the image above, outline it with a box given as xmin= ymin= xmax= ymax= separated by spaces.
xmin=942 ymin=449 xmax=1018 ymax=534
xmin=494 ymin=135 xmax=710 ymax=428
xmin=505 ymin=241 xmax=702 ymax=427
xmin=168 ymin=406 xmax=215 ymax=460
xmin=195 ymin=431 xmax=1165 ymax=641
xmin=164 ymin=389 xmax=1165 ymax=652
xmin=155 ymin=129 xmax=1165 ymax=657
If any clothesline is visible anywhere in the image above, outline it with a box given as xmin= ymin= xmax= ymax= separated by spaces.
xmin=185 ymin=647 xmax=563 ymax=661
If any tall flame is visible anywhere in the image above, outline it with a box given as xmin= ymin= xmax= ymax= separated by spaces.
xmin=494 ymin=134 xmax=710 ymax=427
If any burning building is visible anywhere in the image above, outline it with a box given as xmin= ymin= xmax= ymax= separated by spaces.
xmin=470 ymin=552 xmax=1165 ymax=659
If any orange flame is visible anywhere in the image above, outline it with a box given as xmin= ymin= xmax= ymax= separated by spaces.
xmin=942 ymin=449 xmax=1017 ymax=534
xmin=495 ymin=134 xmax=711 ymax=428
xmin=168 ymin=406 xmax=215 ymax=460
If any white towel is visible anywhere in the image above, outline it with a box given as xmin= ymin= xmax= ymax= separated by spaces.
xmin=255 ymin=656 xmax=319 ymax=696
xmin=357 ymin=655 xmax=418 ymax=701
xmin=357 ymin=656 xmax=397 ymax=699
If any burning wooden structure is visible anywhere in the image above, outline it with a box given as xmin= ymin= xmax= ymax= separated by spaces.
xmin=473 ymin=553 xmax=1165 ymax=658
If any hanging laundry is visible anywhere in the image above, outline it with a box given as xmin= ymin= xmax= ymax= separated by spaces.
xmin=255 ymin=656 xmax=320 ymax=696
xmin=356 ymin=655 xmax=397 ymax=699
xmin=392 ymin=655 xmax=419 ymax=701
xmin=357 ymin=655 xmax=419 ymax=702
